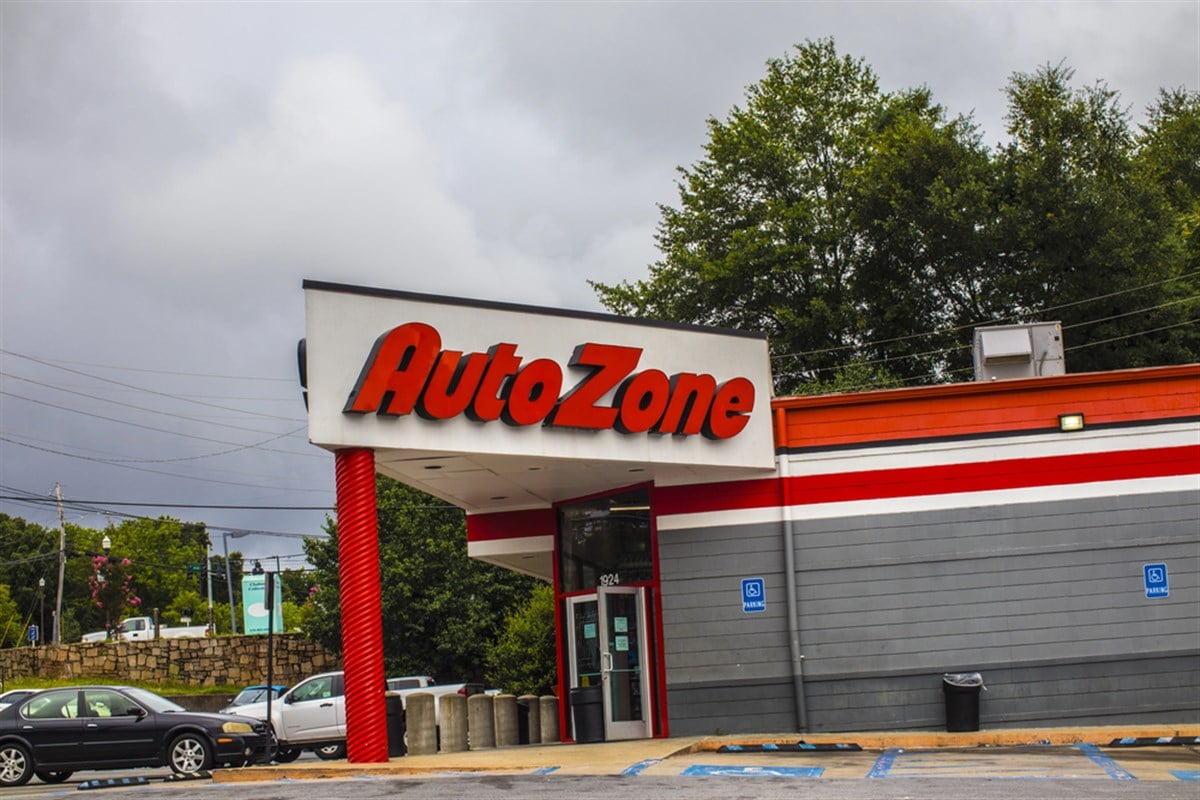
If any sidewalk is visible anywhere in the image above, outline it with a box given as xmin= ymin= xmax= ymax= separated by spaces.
xmin=212 ymin=724 xmax=1200 ymax=783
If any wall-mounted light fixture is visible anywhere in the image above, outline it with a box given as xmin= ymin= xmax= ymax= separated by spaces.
xmin=1058 ymin=413 xmax=1085 ymax=432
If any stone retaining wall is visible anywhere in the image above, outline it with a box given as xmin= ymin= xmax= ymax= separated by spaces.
xmin=0 ymin=634 xmax=338 ymax=688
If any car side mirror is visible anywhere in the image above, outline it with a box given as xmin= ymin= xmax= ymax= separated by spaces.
xmin=126 ymin=707 xmax=146 ymax=718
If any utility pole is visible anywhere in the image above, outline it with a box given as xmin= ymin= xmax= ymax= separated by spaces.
xmin=53 ymin=482 xmax=66 ymax=645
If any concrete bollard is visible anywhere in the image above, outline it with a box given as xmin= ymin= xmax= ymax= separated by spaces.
xmin=519 ymin=695 xmax=541 ymax=744
xmin=405 ymin=692 xmax=437 ymax=755
xmin=439 ymin=692 xmax=468 ymax=753
xmin=539 ymin=695 xmax=560 ymax=743
xmin=493 ymin=694 xmax=519 ymax=746
xmin=467 ymin=692 xmax=495 ymax=750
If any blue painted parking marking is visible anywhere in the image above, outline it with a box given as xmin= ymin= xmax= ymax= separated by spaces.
xmin=682 ymin=765 xmax=823 ymax=777
xmin=621 ymin=759 xmax=661 ymax=776
xmin=531 ymin=766 xmax=560 ymax=775
xmin=1171 ymin=770 xmax=1200 ymax=781
xmin=1078 ymin=743 xmax=1137 ymax=780
xmin=867 ymin=747 xmax=901 ymax=778
xmin=868 ymin=746 xmax=1146 ymax=780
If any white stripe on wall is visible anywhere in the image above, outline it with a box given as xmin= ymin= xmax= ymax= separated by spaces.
xmin=655 ymin=474 xmax=1199 ymax=532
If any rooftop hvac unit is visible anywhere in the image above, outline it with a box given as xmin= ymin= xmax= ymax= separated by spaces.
xmin=973 ymin=322 xmax=1064 ymax=381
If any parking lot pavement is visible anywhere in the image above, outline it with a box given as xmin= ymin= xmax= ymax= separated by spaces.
xmin=639 ymin=742 xmax=1200 ymax=782
xmin=211 ymin=725 xmax=1200 ymax=783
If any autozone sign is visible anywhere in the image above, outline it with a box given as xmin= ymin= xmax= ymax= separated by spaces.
xmin=344 ymin=322 xmax=756 ymax=440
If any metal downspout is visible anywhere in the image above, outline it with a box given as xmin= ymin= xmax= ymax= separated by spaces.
xmin=777 ymin=422 xmax=808 ymax=732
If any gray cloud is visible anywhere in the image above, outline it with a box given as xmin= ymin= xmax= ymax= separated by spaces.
xmin=2 ymin=0 xmax=1195 ymax=561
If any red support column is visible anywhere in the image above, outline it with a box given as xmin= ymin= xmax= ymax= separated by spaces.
xmin=334 ymin=447 xmax=389 ymax=763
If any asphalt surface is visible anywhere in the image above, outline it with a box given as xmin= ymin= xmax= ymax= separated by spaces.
xmin=209 ymin=723 xmax=1200 ymax=783
xmin=4 ymin=724 xmax=1197 ymax=799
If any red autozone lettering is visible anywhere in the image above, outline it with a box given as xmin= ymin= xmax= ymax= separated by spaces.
xmin=344 ymin=322 xmax=754 ymax=440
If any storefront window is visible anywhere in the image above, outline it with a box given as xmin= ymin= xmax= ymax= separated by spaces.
xmin=558 ymin=488 xmax=652 ymax=593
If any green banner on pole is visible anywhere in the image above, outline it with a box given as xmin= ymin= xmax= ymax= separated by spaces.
xmin=241 ymin=574 xmax=283 ymax=634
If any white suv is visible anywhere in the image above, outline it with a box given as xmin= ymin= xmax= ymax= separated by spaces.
xmin=232 ymin=671 xmax=346 ymax=761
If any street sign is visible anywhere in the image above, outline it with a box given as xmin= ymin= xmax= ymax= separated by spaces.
xmin=742 ymin=577 xmax=765 ymax=613
xmin=27 ymin=624 xmax=38 ymax=643
xmin=1144 ymin=563 xmax=1169 ymax=598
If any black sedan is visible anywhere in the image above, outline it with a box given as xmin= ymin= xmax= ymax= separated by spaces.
xmin=0 ymin=685 xmax=270 ymax=786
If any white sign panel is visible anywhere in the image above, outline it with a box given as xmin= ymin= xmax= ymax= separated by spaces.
xmin=303 ymin=282 xmax=775 ymax=471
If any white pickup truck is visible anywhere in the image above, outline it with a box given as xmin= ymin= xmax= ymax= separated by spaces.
xmin=80 ymin=616 xmax=208 ymax=642
xmin=231 ymin=672 xmax=483 ymax=761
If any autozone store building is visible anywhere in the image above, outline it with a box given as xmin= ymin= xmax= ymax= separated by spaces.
xmin=302 ymin=280 xmax=1200 ymax=762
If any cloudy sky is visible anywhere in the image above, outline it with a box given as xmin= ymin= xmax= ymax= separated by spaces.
xmin=2 ymin=1 xmax=1196 ymax=566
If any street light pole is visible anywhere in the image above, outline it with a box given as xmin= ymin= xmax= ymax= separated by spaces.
xmin=222 ymin=533 xmax=238 ymax=634
xmin=101 ymin=535 xmax=112 ymax=638
xmin=38 ymin=578 xmax=45 ymax=645
xmin=205 ymin=536 xmax=215 ymax=634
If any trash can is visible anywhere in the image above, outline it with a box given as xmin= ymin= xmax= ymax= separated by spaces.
xmin=942 ymin=672 xmax=984 ymax=732
xmin=385 ymin=692 xmax=407 ymax=756
xmin=569 ymin=685 xmax=604 ymax=743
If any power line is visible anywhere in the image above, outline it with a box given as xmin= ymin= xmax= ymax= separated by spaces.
xmin=0 ymin=496 xmax=335 ymax=511
xmin=2 ymin=370 xmax=306 ymax=434
xmin=0 ymin=349 xmax=302 ymax=422
xmin=0 ymin=435 xmax=334 ymax=493
xmin=768 ymin=270 xmax=1199 ymax=365
xmin=0 ymin=390 xmax=316 ymax=461
xmin=0 ymin=355 xmax=298 ymax=382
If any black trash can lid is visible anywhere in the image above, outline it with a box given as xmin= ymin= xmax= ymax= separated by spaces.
xmin=942 ymin=672 xmax=984 ymax=687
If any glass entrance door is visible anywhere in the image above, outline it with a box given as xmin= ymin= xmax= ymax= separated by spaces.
xmin=566 ymin=587 xmax=651 ymax=740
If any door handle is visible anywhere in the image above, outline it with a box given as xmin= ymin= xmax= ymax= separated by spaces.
xmin=321 ymin=702 xmax=333 ymax=707
xmin=602 ymin=652 xmax=613 ymax=673
xmin=87 ymin=723 xmax=98 ymax=728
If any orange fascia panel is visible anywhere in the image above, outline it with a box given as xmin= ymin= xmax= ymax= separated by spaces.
xmin=771 ymin=364 xmax=1200 ymax=451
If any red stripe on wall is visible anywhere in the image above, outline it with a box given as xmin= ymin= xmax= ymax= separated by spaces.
xmin=466 ymin=507 xmax=557 ymax=542
xmin=656 ymin=444 xmax=1199 ymax=516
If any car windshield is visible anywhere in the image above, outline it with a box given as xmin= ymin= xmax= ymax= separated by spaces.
xmin=123 ymin=687 xmax=185 ymax=713
xmin=232 ymin=687 xmax=268 ymax=705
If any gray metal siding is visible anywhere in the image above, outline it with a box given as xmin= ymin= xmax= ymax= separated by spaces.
xmin=658 ymin=489 xmax=1200 ymax=734
xmin=668 ymin=653 xmax=1200 ymax=734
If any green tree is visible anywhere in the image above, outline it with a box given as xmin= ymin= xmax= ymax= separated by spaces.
xmin=848 ymin=90 xmax=1001 ymax=384
xmin=91 ymin=518 xmax=208 ymax=622
xmin=484 ymin=582 xmax=556 ymax=696
xmin=0 ymin=584 xmax=26 ymax=648
xmin=0 ymin=515 xmax=59 ymax=638
xmin=1133 ymin=88 xmax=1200 ymax=362
xmin=592 ymin=39 xmax=887 ymax=389
xmin=303 ymin=477 xmax=538 ymax=682
xmin=792 ymin=358 xmax=906 ymax=396
xmin=996 ymin=63 xmax=1191 ymax=372
xmin=593 ymin=42 xmax=1197 ymax=391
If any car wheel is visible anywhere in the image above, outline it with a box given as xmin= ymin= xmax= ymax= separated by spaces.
xmin=35 ymin=770 xmax=73 ymax=784
xmin=314 ymin=742 xmax=346 ymax=760
xmin=274 ymin=747 xmax=302 ymax=763
xmin=0 ymin=743 xmax=33 ymax=787
xmin=168 ymin=733 xmax=213 ymax=774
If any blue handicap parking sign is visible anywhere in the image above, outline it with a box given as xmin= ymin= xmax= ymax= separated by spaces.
xmin=1144 ymin=563 xmax=1169 ymax=598
xmin=742 ymin=577 xmax=765 ymax=613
